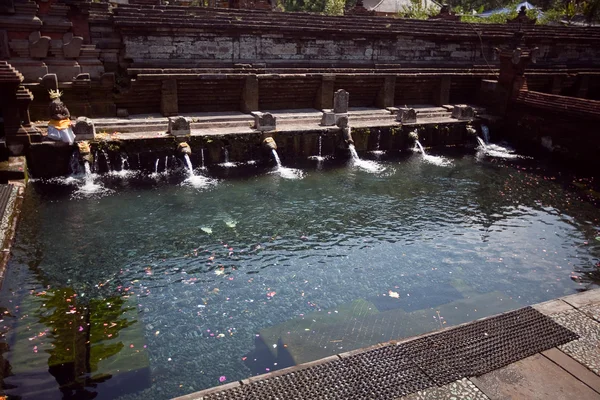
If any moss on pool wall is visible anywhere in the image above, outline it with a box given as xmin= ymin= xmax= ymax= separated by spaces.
xmin=25 ymin=122 xmax=477 ymax=178
xmin=500 ymin=108 xmax=600 ymax=171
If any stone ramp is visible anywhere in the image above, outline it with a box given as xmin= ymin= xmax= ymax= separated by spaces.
xmin=177 ymin=306 xmax=577 ymax=400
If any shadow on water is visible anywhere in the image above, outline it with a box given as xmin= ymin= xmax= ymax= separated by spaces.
xmin=243 ymin=336 xmax=296 ymax=376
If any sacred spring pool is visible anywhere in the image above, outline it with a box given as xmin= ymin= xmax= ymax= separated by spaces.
xmin=0 ymin=149 xmax=598 ymax=399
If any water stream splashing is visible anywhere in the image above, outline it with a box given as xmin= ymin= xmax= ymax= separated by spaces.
xmin=220 ymin=148 xmax=236 ymax=168
xmin=482 ymin=125 xmax=490 ymax=144
xmin=371 ymin=129 xmax=385 ymax=158
xmin=309 ymin=135 xmax=325 ymax=162
xmin=270 ymin=149 xmax=304 ymax=179
xmin=476 ymin=136 xmax=487 ymax=151
xmin=182 ymin=154 xmax=217 ymax=189
xmin=413 ymin=140 xmax=453 ymax=167
xmin=72 ymin=161 xmax=111 ymax=198
xmin=154 ymin=158 xmax=159 ymax=174
xmin=200 ymin=148 xmax=206 ymax=170
xmin=348 ymin=144 xmax=385 ymax=173
xmin=102 ymin=150 xmax=112 ymax=172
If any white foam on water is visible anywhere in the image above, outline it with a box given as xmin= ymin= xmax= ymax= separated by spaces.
xmin=422 ymin=154 xmax=454 ymax=167
xmin=271 ymin=166 xmax=305 ymax=180
xmin=182 ymin=174 xmax=218 ymax=189
xmin=349 ymin=145 xmax=386 ymax=173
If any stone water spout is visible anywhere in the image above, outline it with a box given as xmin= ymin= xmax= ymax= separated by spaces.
xmin=262 ymin=136 xmax=277 ymax=151
xmin=336 ymin=115 xmax=354 ymax=146
xmin=177 ymin=142 xmax=192 ymax=155
xmin=77 ymin=141 xmax=93 ymax=164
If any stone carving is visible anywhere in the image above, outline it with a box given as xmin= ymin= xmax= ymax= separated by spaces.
xmin=396 ymin=107 xmax=417 ymax=123
xmin=336 ymin=114 xmax=349 ymax=128
xmin=252 ymin=112 xmax=276 ymax=131
xmin=451 ymin=105 xmax=474 ymax=120
xmin=40 ymin=73 xmax=58 ymax=91
xmin=62 ymin=32 xmax=83 ymax=59
xmin=168 ymin=116 xmax=190 ymax=136
xmin=73 ymin=117 xmax=96 ymax=140
xmin=333 ymin=89 xmax=349 ymax=114
xmin=29 ymin=31 xmax=51 ymax=59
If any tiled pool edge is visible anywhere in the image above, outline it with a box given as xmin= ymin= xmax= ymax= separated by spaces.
xmin=0 ymin=182 xmax=25 ymax=284
xmin=173 ymin=288 xmax=600 ymax=400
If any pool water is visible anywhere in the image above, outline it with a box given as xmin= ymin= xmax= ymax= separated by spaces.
xmin=0 ymin=150 xmax=599 ymax=399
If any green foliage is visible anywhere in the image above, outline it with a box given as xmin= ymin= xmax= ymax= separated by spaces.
xmin=399 ymin=0 xmax=440 ymax=19
xmin=323 ymin=0 xmax=347 ymax=15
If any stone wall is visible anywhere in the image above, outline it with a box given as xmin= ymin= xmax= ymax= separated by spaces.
xmin=121 ymin=33 xmax=600 ymax=68
xmin=114 ymin=5 xmax=600 ymax=68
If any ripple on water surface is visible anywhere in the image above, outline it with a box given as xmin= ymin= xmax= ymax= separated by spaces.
xmin=0 ymin=154 xmax=599 ymax=400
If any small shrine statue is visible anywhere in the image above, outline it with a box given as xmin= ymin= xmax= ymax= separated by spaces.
xmin=47 ymin=89 xmax=75 ymax=145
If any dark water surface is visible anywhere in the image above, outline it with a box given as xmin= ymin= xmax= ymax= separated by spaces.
xmin=0 ymin=151 xmax=599 ymax=399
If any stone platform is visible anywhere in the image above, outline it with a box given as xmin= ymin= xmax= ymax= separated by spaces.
xmin=32 ymin=104 xmax=484 ymax=141
xmin=174 ymin=289 xmax=600 ymax=400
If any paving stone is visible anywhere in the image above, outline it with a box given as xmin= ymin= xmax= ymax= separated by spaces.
xmin=397 ymin=378 xmax=488 ymax=400
xmin=551 ymin=309 xmax=600 ymax=376
xmin=542 ymin=348 xmax=600 ymax=393
xmin=533 ymin=299 xmax=574 ymax=316
xmin=471 ymin=354 xmax=600 ymax=400
xmin=562 ymin=289 xmax=600 ymax=309
xmin=580 ymin=303 xmax=600 ymax=324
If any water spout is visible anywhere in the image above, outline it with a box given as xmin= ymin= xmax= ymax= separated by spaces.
xmin=413 ymin=139 xmax=452 ymax=167
xmin=270 ymin=149 xmax=304 ymax=179
xmin=177 ymin=142 xmax=192 ymax=156
xmin=348 ymin=144 xmax=384 ymax=173
xmin=183 ymin=154 xmax=194 ymax=173
xmin=482 ymin=125 xmax=490 ymax=144
xmin=476 ymin=136 xmax=487 ymax=151
xmin=263 ymin=136 xmax=277 ymax=151
xmin=102 ymin=150 xmax=112 ymax=172
xmin=309 ymin=135 xmax=325 ymax=162
xmin=220 ymin=147 xmax=236 ymax=168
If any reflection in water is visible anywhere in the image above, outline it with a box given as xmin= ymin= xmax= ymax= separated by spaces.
xmin=3 ymin=288 xmax=148 ymax=399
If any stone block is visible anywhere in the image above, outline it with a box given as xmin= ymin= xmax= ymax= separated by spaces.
xmin=100 ymin=73 xmax=115 ymax=88
xmin=0 ymin=30 xmax=8 ymax=59
xmin=75 ymin=73 xmax=90 ymax=81
xmin=73 ymin=117 xmax=95 ymax=141
xmin=79 ymin=60 xmax=104 ymax=80
xmin=396 ymin=107 xmax=416 ymax=124
xmin=40 ymin=73 xmax=58 ymax=91
xmin=333 ymin=89 xmax=349 ymax=114
xmin=451 ymin=104 xmax=474 ymax=120
xmin=63 ymin=33 xmax=83 ymax=59
xmin=251 ymin=112 xmax=276 ymax=132
xmin=46 ymin=60 xmax=81 ymax=82
xmin=161 ymin=79 xmax=178 ymax=117
xmin=320 ymin=109 xmax=335 ymax=126
xmin=29 ymin=31 xmax=51 ymax=59
xmin=9 ymin=59 xmax=47 ymax=82
xmin=0 ymin=0 xmax=15 ymax=14
xmin=116 ymin=108 xmax=129 ymax=118
xmin=168 ymin=116 xmax=190 ymax=136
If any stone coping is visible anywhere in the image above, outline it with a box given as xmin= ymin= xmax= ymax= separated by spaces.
xmin=173 ymin=289 xmax=600 ymax=400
